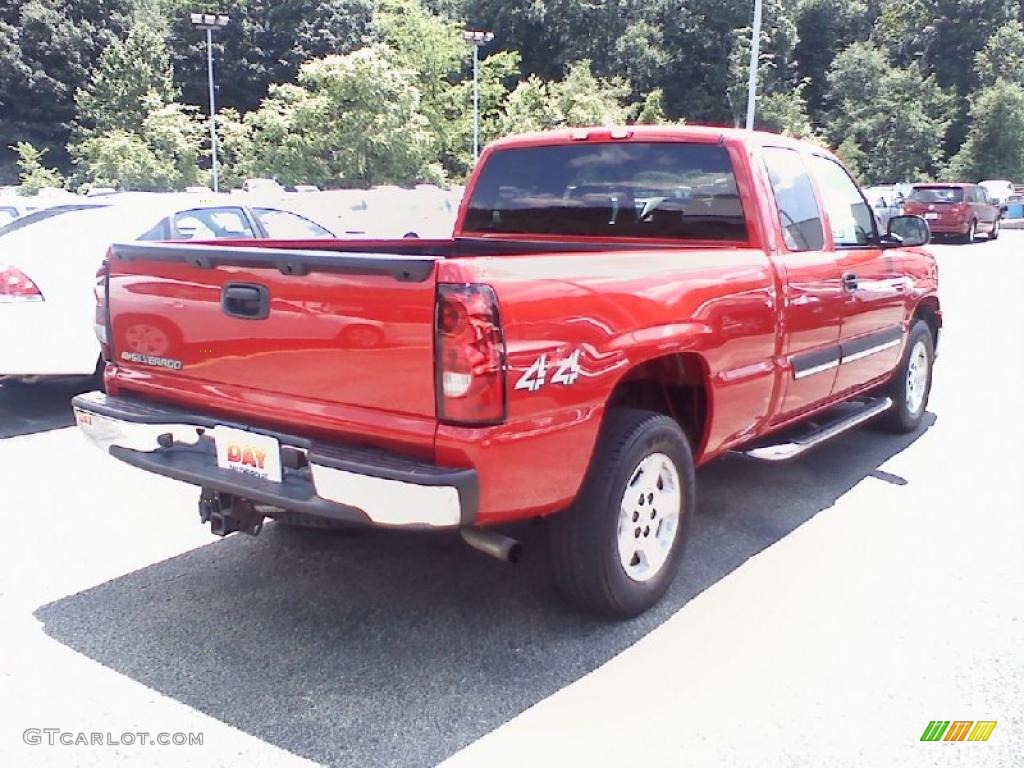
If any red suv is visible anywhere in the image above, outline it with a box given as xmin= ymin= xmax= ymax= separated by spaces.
xmin=903 ymin=183 xmax=1001 ymax=243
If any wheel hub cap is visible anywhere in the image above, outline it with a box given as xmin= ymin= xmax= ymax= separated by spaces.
xmin=905 ymin=339 xmax=929 ymax=415
xmin=617 ymin=452 xmax=682 ymax=582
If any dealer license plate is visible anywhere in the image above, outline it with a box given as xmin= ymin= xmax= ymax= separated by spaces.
xmin=925 ymin=212 xmax=938 ymax=220
xmin=213 ymin=426 xmax=283 ymax=483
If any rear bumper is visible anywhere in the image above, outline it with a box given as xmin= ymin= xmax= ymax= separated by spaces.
xmin=925 ymin=220 xmax=968 ymax=234
xmin=71 ymin=391 xmax=477 ymax=528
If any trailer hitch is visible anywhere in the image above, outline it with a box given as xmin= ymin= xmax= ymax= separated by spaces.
xmin=198 ymin=489 xmax=265 ymax=537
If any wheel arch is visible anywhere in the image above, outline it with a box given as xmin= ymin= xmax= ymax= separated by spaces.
xmin=912 ymin=295 xmax=941 ymax=351
xmin=602 ymin=351 xmax=712 ymax=461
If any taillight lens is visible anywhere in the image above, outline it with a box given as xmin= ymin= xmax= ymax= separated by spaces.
xmin=0 ymin=265 xmax=43 ymax=302
xmin=436 ymin=283 xmax=506 ymax=425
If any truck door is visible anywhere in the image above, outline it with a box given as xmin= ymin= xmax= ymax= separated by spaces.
xmin=806 ymin=155 xmax=906 ymax=395
xmin=760 ymin=146 xmax=843 ymax=423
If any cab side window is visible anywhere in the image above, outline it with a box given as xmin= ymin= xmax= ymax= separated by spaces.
xmin=808 ymin=155 xmax=875 ymax=247
xmin=762 ymin=147 xmax=825 ymax=251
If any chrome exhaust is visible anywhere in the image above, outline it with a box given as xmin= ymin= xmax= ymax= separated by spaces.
xmin=460 ymin=527 xmax=522 ymax=564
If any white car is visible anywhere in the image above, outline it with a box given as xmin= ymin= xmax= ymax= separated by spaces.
xmin=0 ymin=195 xmax=336 ymax=382
xmin=979 ymin=179 xmax=1016 ymax=205
xmin=0 ymin=198 xmax=39 ymax=226
xmin=345 ymin=185 xmax=460 ymax=238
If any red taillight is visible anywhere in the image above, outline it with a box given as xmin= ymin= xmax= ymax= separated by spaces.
xmin=0 ymin=265 xmax=43 ymax=302
xmin=435 ymin=283 xmax=506 ymax=425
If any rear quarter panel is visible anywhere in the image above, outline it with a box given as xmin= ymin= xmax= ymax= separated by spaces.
xmin=436 ymin=248 xmax=779 ymax=524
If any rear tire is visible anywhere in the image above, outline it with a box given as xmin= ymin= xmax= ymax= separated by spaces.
xmin=549 ymin=408 xmax=695 ymax=619
xmin=879 ymin=321 xmax=934 ymax=433
xmin=962 ymin=219 xmax=977 ymax=243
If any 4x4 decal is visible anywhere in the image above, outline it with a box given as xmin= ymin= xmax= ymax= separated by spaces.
xmin=514 ymin=350 xmax=582 ymax=392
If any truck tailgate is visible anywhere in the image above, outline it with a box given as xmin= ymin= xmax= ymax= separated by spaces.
xmin=106 ymin=242 xmax=440 ymax=438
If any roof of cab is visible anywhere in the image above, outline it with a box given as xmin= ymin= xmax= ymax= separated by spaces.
xmin=485 ymin=124 xmax=828 ymax=155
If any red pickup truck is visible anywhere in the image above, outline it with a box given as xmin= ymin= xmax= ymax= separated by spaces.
xmin=74 ymin=126 xmax=940 ymax=618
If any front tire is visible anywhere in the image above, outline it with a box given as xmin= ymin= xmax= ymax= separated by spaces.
xmin=880 ymin=320 xmax=934 ymax=433
xmin=989 ymin=216 xmax=1000 ymax=240
xmin=549 ymin=409 xmax=695 ymax=619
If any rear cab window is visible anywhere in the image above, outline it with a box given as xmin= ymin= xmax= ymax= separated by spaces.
xmin=463 ymin=142 xmax=748 ymax=241
xmin=909 ymin=186 xmax=963 ymax=204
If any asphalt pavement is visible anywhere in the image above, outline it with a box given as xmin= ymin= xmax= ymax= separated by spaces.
xmin=1 ymin=234 xmax=1021 ymax=767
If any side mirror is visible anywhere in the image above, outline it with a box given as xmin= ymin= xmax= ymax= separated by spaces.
xmin=881 ymin=214 xmax=930 ymax=248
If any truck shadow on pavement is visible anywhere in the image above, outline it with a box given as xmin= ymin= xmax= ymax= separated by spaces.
xmin=0 ymin=379 xmax=95 ymax=439
xmin=36 ymin=414 xmax=934 ymax=768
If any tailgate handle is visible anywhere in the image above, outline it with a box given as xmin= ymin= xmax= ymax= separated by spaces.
xmin=222 ymin=283 xmax=269 ymax=320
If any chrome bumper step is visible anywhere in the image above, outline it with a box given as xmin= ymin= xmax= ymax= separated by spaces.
xmin=740 ymin=396 xmax=893 ymax=462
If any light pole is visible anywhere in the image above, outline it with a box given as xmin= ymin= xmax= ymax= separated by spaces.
xmin=190 ymin=13 xmax=230 ymax=192
xmin=745 ymin=0 xmax=763 ymax=131
xmin=463 ymin=30 xmax=494 ymax=162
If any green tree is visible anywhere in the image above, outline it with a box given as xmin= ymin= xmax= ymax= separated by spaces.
xmin=873 ymin=0 xmax=1018 ymax=90
xmin=0 ymin=0 xmax=133 ymax=182
xmin=213 ymin=108 xmax=253 ymax=190
xmin=237 ymin=47 xmax=443 ymax=187
xmin=945 ymin=79 xmax=1024 ymax=181
xmin=793 ymin=0 xmax=873 ymax=120
xmin=497 ymin=76 xmax=559 ymax=135
xmin=70 ymin=130 xmax=171 ymax=191
xmin=75 ymin=24 xmax=177 ymax=134
xmin=161 ymin=0 xmax=375 ymax=117
xmin=632 ymin=89 xmax=669 ymax=125
xmin=10 ymin=141 xmax=65 ymax=194
xmin=756 ymin=82 xmax=816 ymax=138
xmin=825 ymin=42 xmax=952 ymax=183
xmin=871 ymin=0 xmax=1019 ymax=157
xmin=975 ymin=20 xmax=1024 ymax=88
xmin=70 ymin=102 xmax=205 ymax=191
xmin=497 ymin=61 xmax=632 ymax=136
xmin=70 ymin=24 xmax=204 ymax=191
xmin=550 ymin=60 xmax=631 ymax=127
xmin=375 ymin=0 xmax=469 ymax=172
xmin=834 ymin=136 xmax=867 ymax=184
xmin=728 ymin=0 xmax=801 ymax=127
xmin=614 ymin=20 xmax=670 ymax=97
xmin=449 ymin=49 xmax=522 ymax=165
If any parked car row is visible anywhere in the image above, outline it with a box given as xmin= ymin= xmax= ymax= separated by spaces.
xmin=861 ymin=178 xmax=1014 ymax=244
xmin=903 ymin=183 xmax=1003 ymax=243
xmin=0 ymin=194 xmax=340 ymax=384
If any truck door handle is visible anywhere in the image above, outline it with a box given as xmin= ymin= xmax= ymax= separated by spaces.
xmin=842 ymin=272 xmax=858 ymax=292
xmin=222 ymin=283 xmax=270 ymax=319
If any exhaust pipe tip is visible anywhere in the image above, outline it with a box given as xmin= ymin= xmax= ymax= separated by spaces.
xmin=461 ymin=527 xmax=522 ymax=564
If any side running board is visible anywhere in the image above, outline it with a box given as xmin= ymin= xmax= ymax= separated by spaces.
xmin=741 ymin=397 xmax=893 ymax=462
